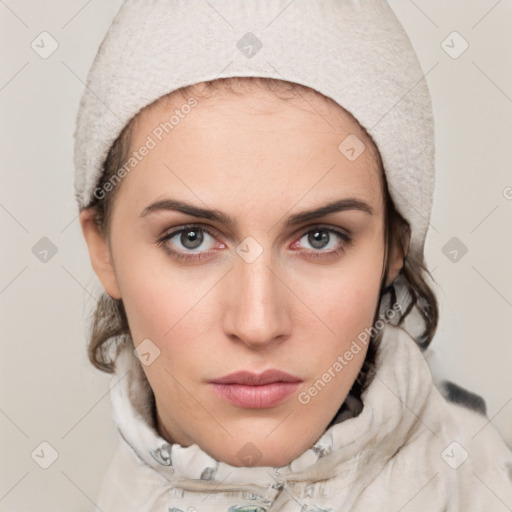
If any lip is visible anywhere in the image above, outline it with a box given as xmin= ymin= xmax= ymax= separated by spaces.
xmin=209 ymin=370 xmax=303 ymax=409
xmin=210 ymin=369 xmax=302 ymax=386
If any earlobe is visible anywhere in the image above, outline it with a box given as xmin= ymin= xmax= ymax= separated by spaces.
xmin=79 ymin=208 xmax=122 ymax=300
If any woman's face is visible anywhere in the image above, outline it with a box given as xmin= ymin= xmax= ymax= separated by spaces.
xmin=81 ymin=84 xmax=395 ymax=467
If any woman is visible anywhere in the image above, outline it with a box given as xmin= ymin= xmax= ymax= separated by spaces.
xmin=75 ymin=0 xmax=512 ymax=510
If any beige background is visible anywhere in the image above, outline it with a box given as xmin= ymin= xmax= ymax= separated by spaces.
xmin=0 ymin=0 xmax=511 ymax=510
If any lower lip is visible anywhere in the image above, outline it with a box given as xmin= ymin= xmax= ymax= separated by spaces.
xmin=209 ymin=382 xmax=301 ymax=409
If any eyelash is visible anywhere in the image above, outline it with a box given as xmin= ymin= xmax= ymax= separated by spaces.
xmin=156 ymin=224 xmax=352 ymax=262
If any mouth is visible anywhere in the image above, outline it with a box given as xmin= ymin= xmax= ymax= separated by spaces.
xmin=209 ymin=370 xmax=303 ymax=409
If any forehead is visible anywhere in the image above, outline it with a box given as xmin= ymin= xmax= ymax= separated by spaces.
xmin=117 ymin=84 xmax=383 ymax=216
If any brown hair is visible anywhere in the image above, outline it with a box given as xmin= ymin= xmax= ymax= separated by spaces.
xmin=82 ymin=77 xmax=438 ymax=397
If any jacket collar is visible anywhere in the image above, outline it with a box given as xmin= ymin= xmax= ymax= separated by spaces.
xmin=107 ymin=323 xmax=434 ymax=496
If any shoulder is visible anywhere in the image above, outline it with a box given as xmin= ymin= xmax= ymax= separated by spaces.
xmin=437 ymin=379 xmax=488 ymax=416
xmin=423 ymin=380 xmax=512 ymax=508
xmin=434 ymin=379 xmax=511 ymax=464
xmin=385 ymin=378 xmax=512 ymax=499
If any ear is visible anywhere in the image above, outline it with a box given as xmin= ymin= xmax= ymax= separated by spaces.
xmin=79 ymin=208 xmax=122 ymax=300
xmin=384 ymin=227 xmax=410 ymax=288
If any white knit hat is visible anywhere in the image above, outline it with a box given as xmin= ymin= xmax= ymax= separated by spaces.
xmin=73 ymin=0 xmax=435 ymax=262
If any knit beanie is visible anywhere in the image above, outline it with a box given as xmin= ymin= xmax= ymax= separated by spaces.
xmin=73 ymin=0 xmax=435 ymax=332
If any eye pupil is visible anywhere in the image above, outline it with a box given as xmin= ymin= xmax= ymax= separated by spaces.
xmin=309 ymin=229 xmax=329 ymax=249
xmin=181 ymin=229 xmax=203 ymax=249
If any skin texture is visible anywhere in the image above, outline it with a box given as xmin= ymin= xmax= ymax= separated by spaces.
xmin=80 ymin=84 xmax=405 ymax=467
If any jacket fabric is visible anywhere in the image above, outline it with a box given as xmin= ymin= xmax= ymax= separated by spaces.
xmin=95 ymin=323 xmax=512 ymax=511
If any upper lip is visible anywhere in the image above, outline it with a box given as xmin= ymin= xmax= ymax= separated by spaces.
xmin=210 ymin=369 xmax=302 ymax=386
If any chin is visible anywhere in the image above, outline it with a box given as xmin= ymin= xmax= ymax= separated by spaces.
xmin=205 ymin=428 xmax=321 ymax=469
xmin=218 ymin=448 xmax=298 ymax=469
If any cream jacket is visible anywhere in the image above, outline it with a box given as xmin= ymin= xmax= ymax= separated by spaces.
xmin=96 ymin=324 xmax=512 ymax=511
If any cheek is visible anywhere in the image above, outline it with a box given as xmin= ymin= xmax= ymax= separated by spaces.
xmin=114 ymin=248 xmax=216 ymax=367
xmin=118 ymin=269 xmax=213 ymax=401
xmin=110 ymin=227 xmax=196 ymax=338
xmin=316 ymin=248 xmax=384 ymax=329
xmin=119 ymin=270 xmax=195 ymax=342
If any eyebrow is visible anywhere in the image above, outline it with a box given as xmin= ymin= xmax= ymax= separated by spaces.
xmin=139 ymin=197 xmax=373 ymax=227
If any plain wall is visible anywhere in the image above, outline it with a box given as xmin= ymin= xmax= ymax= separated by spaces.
xmin=0 ymin=0 xmax=511 ymax=510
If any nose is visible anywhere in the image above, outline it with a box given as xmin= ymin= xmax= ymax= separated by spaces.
xmin=222 ymin=253 xmax=292 ymax=350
